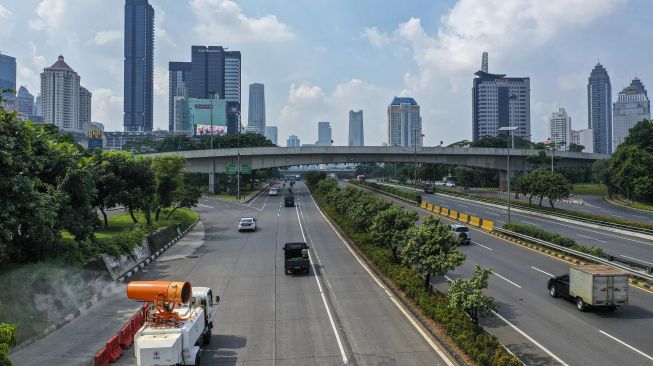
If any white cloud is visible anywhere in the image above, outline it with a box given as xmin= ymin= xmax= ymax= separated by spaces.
xmin=190 ymin=0 xmax=294 ymax=43
xmin=29 ymin=0 xmax=66 ymax=32
xmin=93 ymin=30 xmax=121 ymax=46
xmin=92 ymin=88 xmax=123 ymax=131
xmin=0 ymin=4 xmax=11 ymax=19
xmin=361 ymin=26 xmax=391 ymax=47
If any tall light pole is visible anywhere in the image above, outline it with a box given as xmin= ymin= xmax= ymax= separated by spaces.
xmin=499 ymin=126 xmax=518 ymax=223
xmin=413 ymin=130 xmax=424 ymax=192
xmin=550 ymin=133 xmax=557 ymax=172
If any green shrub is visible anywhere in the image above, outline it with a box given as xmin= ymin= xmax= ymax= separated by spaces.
xmin=503 ymin=222 xmax=604 ymax=256
xmin=312 ymin=183 xmax=520 ymax=366
xmin=349 ymin=180 xmax=422 ymax=203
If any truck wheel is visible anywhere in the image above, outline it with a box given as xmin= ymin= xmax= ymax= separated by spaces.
xmin=576 ymin=298 xmax=586 ymax=312
xmin=549 ymin=285 xmax=558 ymax=298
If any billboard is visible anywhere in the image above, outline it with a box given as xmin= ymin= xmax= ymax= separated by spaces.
xmin=195 ymin=124 xmax=228 ymax=136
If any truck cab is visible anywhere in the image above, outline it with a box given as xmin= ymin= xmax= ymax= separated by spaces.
xmin=284 ymin=194 xmax=295 ymax=207
xmin=283 ymin=242 xmax=310 ymax=274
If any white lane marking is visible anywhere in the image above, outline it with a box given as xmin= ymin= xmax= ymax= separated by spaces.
xmin=493 ymin=311 xmax=570 ymax=366
xmin=576 ymin=234 xmax=607 ymax=243
xmin=620 ymin=255 xmax=653 ymax=266
xmin=197 ymin=203 xmax=214 ymax=208
xmin=521 ymin=220 xmax=540 ymax=227
xmin=307 ymin=190 xmax=455 ymax=366
xmin=599 ymin=330 xmax=653 ymax=361
xmin=294 ymin=201 xmax=348 ymax=365
xmin=531 ymin=266 xmax=554 ymax=277
xmin=493 ymin=272 xmax=522 ymax=288
xmin=473 ymin=242 xmax=494 ymax=251
xmin=261 ymin=202 xmax=267 ymax=211
xmin=485 ymin=211 xmax=500 ymax=216
xmin=458 ymin=204 xmax=470 ymax=209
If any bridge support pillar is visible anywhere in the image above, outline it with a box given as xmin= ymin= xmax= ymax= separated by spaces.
xmin=499 ymin=171 xmax=508 ymax=191
xmin=208 ymin=173 xmax=220 ymax=194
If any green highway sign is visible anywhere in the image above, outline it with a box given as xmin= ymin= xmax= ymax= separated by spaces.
xmin=226 ymin=164 xmax=236 ymax=175
xmin=241 ymin=164 xmax=251 ymax=174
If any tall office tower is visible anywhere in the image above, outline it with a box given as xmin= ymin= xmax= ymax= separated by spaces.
xmin=571 ymin=129 xmax=594 ymax=153
xmin=190 ymin=46 xmax=224 ymax=99
xmin=472 ymin=53 xmax=530 ymax=141
xmin=41 ymin=55 xmax=84 ymax=131
xmin=316 ymin=121 xmax=332 ymax=146
xmin=265 ymin=126 xmax=278 ymax=145
xmin=287 ymin=134 xmax=300 ymax=147
xmin=247 ymin=83 xmax=265 ymax=134
xmin=348 ymin=110 xmax=364 ymax=146
xmin=587 ymin=63 xmax=612 ymax=154
xmin=548 ymin=108 xmax=572 ymax=150
xmin=79 ymin=86 xmax=92 ymax=131
xmin=168 ymin=61 xmax=192 ymax=131
xmin=124 ymin=0 xmax=154 ymax=132
xmin=16 ymin=86 xmax=34 ymax=121
xmin=613 ymin=78 xmax=650 ymax=150
xmin=224 ymin=51 xmax=241 ymax=124
xmin=33 ymin=94 xmax=42 ymax=122
xmin=0 ymin=53 xmax=16 ymax=109
xmin=387 ymin=97 xmax=422 ymax=147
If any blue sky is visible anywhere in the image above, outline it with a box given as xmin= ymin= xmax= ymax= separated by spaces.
xmin=1 ymin=0 xmax=652 ymax=146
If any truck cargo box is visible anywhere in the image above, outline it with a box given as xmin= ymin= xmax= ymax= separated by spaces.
xmin=569 ymin=265 xmax=628 ymax=308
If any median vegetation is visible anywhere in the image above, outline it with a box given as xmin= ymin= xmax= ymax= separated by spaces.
xmin=310 ymin=179 xmax=520 ymax=366
xmin=349 ymin=179 xmax=422 ymax=203
xmin=503 ymin=222 xmax=604 ymax=256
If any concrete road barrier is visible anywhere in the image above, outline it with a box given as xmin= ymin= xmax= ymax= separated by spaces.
xmin=469 ymin=216 xmax=481 ymax=227
xmin=459 ymin=213 xmax=469 ymax=223
xmin=449 ymin=210 xmax=458 ymax=220
xmin=481 ymin=220 xmax=495 ymax=231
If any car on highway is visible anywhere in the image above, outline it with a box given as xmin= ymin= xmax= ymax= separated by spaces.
xmin=284 ymin=193 xmax=295 ymax=207
xmin=269 ymin=187 xmax=279 ymax=196
xmin=283 ymin=242 xmax=310 ymax=274
xmin=450 ymin=224 xmax=471 ymax=245
xmin=423 ymin=183 xmax=434 ymax=194
xmin=548 ymin=265 xmax=629 ymax=311
xmin=238 ymin=217 xmax=257 ymax=232
xmin=445 ymin=181 xmax=456 ymax=187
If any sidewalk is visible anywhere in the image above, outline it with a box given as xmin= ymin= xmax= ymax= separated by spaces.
xmin=10 ymin=221 xmax=206 ymax=366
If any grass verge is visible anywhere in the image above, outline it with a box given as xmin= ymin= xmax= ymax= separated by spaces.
xmin=349 ymin=180 xmax=422 ymax=204
xmin=572 ymin=183 xmax=608 ymax=196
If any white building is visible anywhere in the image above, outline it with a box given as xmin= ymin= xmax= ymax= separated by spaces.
xmin=287 ymin=134 xmax=300 ymax=147
xmin=79 ymin=86 xmax=92 ymax=131
xmin=40 ymin=55 xmax=89 ymax=132
xmin=265 ymin=126 xmax=278 ymax=145
xmin=571 ymin=129 xmax=594 ymax=153
xmin=316 ymin=121 xmax=332 ymax=146
xmin=387 ymin=97 xmax=422 ymax=147
xmin=548 ymin=108 xmax=571 ymax=150
xmin=613 ymin=78 xmax=650 ymax=150
xmin=247 ymin=83 xmax=266 ymax=135
xmin=348 ymin=110 xmax=364 ymax=146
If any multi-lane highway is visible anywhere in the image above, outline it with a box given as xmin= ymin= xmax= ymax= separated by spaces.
xmin=354 ymin=181 xmax=653 ymax=366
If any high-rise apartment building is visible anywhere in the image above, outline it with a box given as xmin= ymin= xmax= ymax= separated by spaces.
xmin=248 ymin=83 xmax=265 ymax=134
xmin=0 ymin=53 xmax=16 ymax=109
xmin=168 ymin=61 xmax=192 ymax=131
xmin=613 ymin=78 xmax=650 ymax=150
xmin=79 ymin=86 xmax=92 ymax=131
xmin=124 ymin=0 xmax=154 ymax=132
xmin=348 ymin=110 xmax=364 ymax=146
xmin=571 ymin=129 xmax=594 ymax=153
xmin=265 ymin=126 xmax=278 ymax=145
xmin=16 ymin=86 xmax=34 ymax=121
xmin=587 ymin=63 xmax=612 ymax=154
xmin=41 ymin=55 xmax=89 ymax=132
xmin=287 ymin=135 xmax=300 ymax=147
xmin=316 ymin=122 xmax=332 ymax=146
xmin=548 ymin=108 xmax=571 ymax=150
xmin=387 ymin=97 xmax=422 ymax=147
xmin=472 ymin=53 xmax=530 ymax=141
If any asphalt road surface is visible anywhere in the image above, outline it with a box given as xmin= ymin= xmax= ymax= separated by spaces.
xmin=353 ymin=182 xmax=653 ymax=366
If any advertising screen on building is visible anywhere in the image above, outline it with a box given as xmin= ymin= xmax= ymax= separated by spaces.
xmin=195 ymin=124 xmax=228 ymax=136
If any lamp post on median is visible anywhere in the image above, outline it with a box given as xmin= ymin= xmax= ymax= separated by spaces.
xmin=499 ymin=126 xmax=518 ymax=223
xmin=413 ymin=130 xmax=425 ymax=192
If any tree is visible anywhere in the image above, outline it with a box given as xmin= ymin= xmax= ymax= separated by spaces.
xmin=370 ymin=207 xmax=418 ymax=261
xmin=610 ymin=145 xmax=653 ymax=200
xmin=621 ymin=119 xmax=653 ymax=150
xmin=568 ymin=143 xmax=585 ymax=152
xmin=305 ymin=171 xmax=326 ymax=187
xmin=592 ymin=158 xmax=613 ymax=196
xmin=0 ymin=322 xmax=16 ymax=365
xmin=447 ymin=265 xmax=496 ymax=329
xmin=402 ymin=216 xmax=465 ymax=291
xmin=151 ymin=156 xmax=185 ymax=221
xmin=57 ymin=157 xmax=99 ymax=241
xmin=515 ymin=174 xmax=533 ymax=204
xmin=447 ymin=140 xmax=472 ymax=148
xmin=543 ymin=171 xmax=572 ymax=208
xmin=93 ymin=150 xmax=130 ymax=228
xmin=166 ymin=186 xmax=202 ymax=219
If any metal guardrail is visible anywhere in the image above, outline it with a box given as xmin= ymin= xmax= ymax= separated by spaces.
xmin=494 ymin=227 xmax=653 ymax=281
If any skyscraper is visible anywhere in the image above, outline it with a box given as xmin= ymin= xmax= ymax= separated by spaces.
xmin=168 ymin=61 xmax=192 ymax=131
xmin=548 ymin=108 xmax=571 ymax=150
xmin=472 ymin=53 xmax=530 ymax=141
xmin=248 ymin=83 xmax=265 ymax=134
xmin=16 ymin=86 xmax=34 ymax=121
xmin=79 ymin=86 xmax=92 ymax=131
xmin=124 ymin=0 xmax=154 ymax=132
xmin=587 ymin=63 xmax=612 ymax=154
xmin=316 ymin=122 xmax=332 ymax=146
xmin=387 ymin=97 xmax=422 ymax=147
xmin=613 ymin=78 xmax=650 ymax=150
xmin=0 ymin=53 xmax=16 ymax=109
xmin=571 ymin=129 xmax=594 ymax=153
xmin=265 ymin=126 xmax=278 ymax=145
xmin=287 ymin=135 xmax=300 ymax=147
xmin=348 ymin=110 xmax=364 ymax=146
xmin=41 ymin=55 xmax=87 ymax=131
xmin=224 ymin=51 xmax=241 ymax=111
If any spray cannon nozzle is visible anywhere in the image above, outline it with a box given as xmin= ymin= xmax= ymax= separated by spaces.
xmin=127 ymin=281 xmax=192 ymax=304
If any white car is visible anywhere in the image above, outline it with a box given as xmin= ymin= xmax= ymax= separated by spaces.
xmin=238 ymin=217 xmax=257 ymax=232
xmin=445 ymin=182 xmax=456 ymax=187
xmin=450 ymin=224 xmax=471 ymax=245
xmin=269 ymin=187 xmax=279 ymax=196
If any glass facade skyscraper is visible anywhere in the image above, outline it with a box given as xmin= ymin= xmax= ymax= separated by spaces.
xmin=247 ymin=83 xmax=265 ymax=134
xmin=613 ymin=78 xmax=649 ymax=150
xmin=0 ymin=53 xmax=16 ymax=108
xmin=348 ymin=110 xmax=364 ymax=146
xmin=124 ymin=0 xmax=154 ymax=132
xmin=387 ymin=97 xmax=422 ymax=147
xmin=168 ymin=61 xmax=192 ymax=131
xmin=587 ymin=63 xmax=612 ymax=154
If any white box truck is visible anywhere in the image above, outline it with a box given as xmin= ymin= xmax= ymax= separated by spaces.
xmin=548 ymin=265 xmax=629 ymax=311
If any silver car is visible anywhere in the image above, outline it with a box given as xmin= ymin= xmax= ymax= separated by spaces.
xmin=238 ymin=217 xmax=257 ymax=232
xmin=450 ymin=224 xmax=471 ymax=245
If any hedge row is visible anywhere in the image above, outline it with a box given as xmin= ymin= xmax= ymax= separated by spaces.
xmin=503 ymin=222 xmax=604 ymax=257
xmin=312 ymin=182 xmax=520 ymax=366
xmin=349 ymin=180 xmax=422 ymax=204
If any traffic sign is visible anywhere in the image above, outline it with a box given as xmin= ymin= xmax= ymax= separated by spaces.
xmin=241 ymin=164 xmax=251 ymax=174
xmin=226 ymin=164 xmax=236 ymax=175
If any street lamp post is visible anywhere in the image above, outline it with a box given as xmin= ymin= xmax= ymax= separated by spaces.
xmin=499 ymin=126 xmax=518 ymax=223
xmin=413 ymin=130 xmax=424 ymax=192
xmin=551 ymin=133 xmax=557 ymax=172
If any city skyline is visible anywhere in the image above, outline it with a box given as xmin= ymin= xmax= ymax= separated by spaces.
xmin=3 ymin=1 xmax=653 ymax=146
